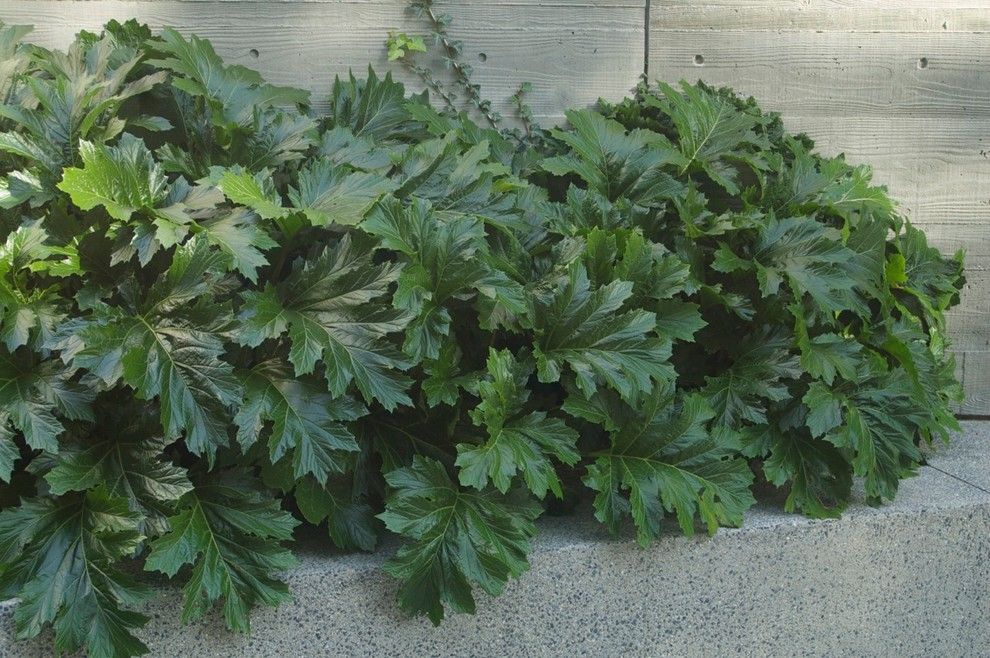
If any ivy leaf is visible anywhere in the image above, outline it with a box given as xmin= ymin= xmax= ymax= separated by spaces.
xmin=531 ymin=264 xmax=673 ymax=402
xmin=573 ymin=387 xmax=755 ymax=546
xmin=0 ymin=490 xmax=152 ymax=658
xmin=144 ymin=477 xmax=299 ymax=633
xmin=378 ymin=457 xmax=541 ymax=625
xmin=455 ymin=350 xmax=579 ymax=499
xmin=235 ymin=360 xmax=366 ymax=485
xmin=236 ymin=234 xmax=413 ymax=409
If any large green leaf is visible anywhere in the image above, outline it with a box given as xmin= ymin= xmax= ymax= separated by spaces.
xmin=753 ymin=216 xmax=859 ymax=312
xmin=822 ymin=368 xmax=926 ymax=501
xmin=0 ymin=31 xmax=167 ymax=206
xmin=392 ymin=133 xmax=519 ymax=226
xmin=0 ymin=490 xmax=152 ymax=658
xmin=701 ymin=328 xmax=802 ymax=426
xmin=569 ymin=387 xmax=755 ymax=546
xmin=72 ymin=238 xmax=241 ymax=458
xmin=647 ymin=81 xmax=770 ymax=194
xmin=0 ymin=222 xmax=67 ymax=351
xmin=58 ymin=134 xmax=169 ymax=221
xmin=148 ymin=28 xmax=308 ymax=128
xmin=144 ymin=476 xmax=298 ymax=633
xmin=0 ymin=349 xmax=89 ymax=454
xmin=45 ymin=433 xmax=193 ymax=535
xmin=199 ymin=206 xmax=277 ymax=283
xmin=237 ymin=234 xmax=413 ymax=409
xmin=328 ymin=67 xmax=418 ymax=140
xmin=294 ymin=475 xmax=379 ymax=552
xmin=455 ymin=349 xmax=579 ymax=498
xmin=543 ymin=108 xmax=685 ymax=204
xmin=762 ymin=427 xmax=851 ymax=519
xmin=235 ymin=359 xmax=366 ymax=484
xmin=531 ymin=264 xmax=674 ymax=402
xmin=288 ymin=160 xmax=394 ymax=226
xmin=378 ymin=457 xmax=541 ymax=625
xmin=363 ymin=197 xmax=525 ymax=359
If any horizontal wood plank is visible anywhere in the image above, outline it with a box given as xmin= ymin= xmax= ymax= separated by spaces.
xmin=653 ymin=1 xmax=990 ymax=33
xmin=1 ymin=0 xmax=645 ymax=123
xmin=649 ymin=30 xmax=990 ymax=118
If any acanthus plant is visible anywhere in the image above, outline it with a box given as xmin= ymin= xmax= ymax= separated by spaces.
xmin=0 ymin=20 xmax=964 ymax=657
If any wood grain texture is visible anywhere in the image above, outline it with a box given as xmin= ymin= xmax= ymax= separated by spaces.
xmin=649 ymin=31 xmax=990 ymax=118
xmin=0 ymin=0 xmax=645 ymax=123
xmin=651 ymin=3 xmax=990 ymax=412
xmin=654 ymin=1 xmax=990 ymax=33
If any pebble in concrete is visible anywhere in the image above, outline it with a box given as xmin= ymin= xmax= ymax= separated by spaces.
xmin=2 ymin=423 xmax=988 ymax=657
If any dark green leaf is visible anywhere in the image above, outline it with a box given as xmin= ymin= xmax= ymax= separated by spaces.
xmin=378 ymin=457 xmax=540 ymax=625
xmin=144 ymin=477 xmax=298 ymax=633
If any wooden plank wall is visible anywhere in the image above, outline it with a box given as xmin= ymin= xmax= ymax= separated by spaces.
xmin=1 ymin=1 xmax=988 ymax=413
xmin=0 ymin=0 xmax=645 ymax=123
xmin=650 ymin=1 xmax=990 ymax=415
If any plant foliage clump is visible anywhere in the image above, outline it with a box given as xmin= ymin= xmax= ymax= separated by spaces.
xmin=0 ymin=21 xmax=964 ymax=657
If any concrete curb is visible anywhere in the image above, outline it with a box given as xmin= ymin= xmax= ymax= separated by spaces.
xmin=2 ymin=423 xmax=988 ymax=657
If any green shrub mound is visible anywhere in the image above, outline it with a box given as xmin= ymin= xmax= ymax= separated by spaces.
xmin=0 ymin=20 xmax=964 ymax=657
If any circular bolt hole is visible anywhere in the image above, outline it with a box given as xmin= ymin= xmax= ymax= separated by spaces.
xmin=249 ymin=48 xmax=260 ymax=59
xmin=917 ymin=57 xmax=928 ymax=69
xmin=478 ymin=52 xmax=487 ymax=62
xmin=694 ymin=54 xmax=705 ymax=66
